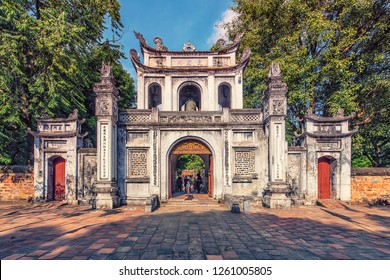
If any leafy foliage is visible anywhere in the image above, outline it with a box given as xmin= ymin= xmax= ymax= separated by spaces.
xmin=224 ymin=0 xmax=389 ymax=166
xmin=176 ymin=155 xmax=205 ymax=174
xmin=0 ymin=0 xmax=135 ymax=165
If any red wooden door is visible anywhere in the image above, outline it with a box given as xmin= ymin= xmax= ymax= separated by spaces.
xmin=169 ymin=154 xmax=172 ymax=198
xmin=208 ymin=155 xmax=213 ymax=197
xmin=53 ymin=157 xmax=66 ymax=201
xmin=318 ymin=157 xmax=331 ymax=199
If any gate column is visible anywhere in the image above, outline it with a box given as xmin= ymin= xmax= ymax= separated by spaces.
xmin=94 ymin=64 xmax=120 ymax=209
xmin=263 ymin=63 xmax=292 ymax=208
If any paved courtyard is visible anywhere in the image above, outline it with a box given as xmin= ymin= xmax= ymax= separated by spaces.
xmin=0 ymin=200 xmax=389 ymax=260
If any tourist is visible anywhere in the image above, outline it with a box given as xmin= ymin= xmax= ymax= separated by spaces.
xmin=195 ymin=173 xmax=202 ymax=193
xmin=176 ymin=175 xmax=183 ymax=192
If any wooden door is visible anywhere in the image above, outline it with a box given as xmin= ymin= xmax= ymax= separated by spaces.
xmin=169 ymin=154 xmax=172 ymax=198
xmin=208 ymin=155 xmax=213 ymax=197
xmin=53 ymin=157 xmax=66 ymax=201
xmin=318 ymin=157 xmax=331 ymax=199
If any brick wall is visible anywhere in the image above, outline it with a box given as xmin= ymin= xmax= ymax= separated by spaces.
xmin=351 ymin=168 xmax=390 ymax=203
xmin=0 ymin=167 xmax=34 ymax=202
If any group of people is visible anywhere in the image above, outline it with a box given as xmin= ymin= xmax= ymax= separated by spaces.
xmin=175 ymin=173 xmax=204 ymax=194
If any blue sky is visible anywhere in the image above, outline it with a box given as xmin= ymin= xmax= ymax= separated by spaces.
xmin=108 ymin=0 xmax=235 ymax=78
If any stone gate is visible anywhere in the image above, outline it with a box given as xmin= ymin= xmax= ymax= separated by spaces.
xmin=30 ymin=32 xmax=357 ymax=209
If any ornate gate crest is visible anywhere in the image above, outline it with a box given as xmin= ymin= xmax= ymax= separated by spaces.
xmin=172 ymin=140 xmax=211 ymax=155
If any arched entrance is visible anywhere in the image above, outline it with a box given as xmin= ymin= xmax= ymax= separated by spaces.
xmin=178 ymin=83 xmax=201 ymax=111
xmin=318 ymin=156 xmax=331 ymax=199
xmin=168 ymin=139 xmax=213 ymax=198
xmin=52 ymin=157 xmax=66 ymax=201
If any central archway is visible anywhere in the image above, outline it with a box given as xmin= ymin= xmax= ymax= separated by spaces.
xmin=168 ymin=139 xmax=213 ymax=198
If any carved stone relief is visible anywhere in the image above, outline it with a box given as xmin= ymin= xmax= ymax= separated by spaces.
xmin=162 ymin=115 xmax=213 ymax=124
xmin=272 ymin=99 xmax=285 ymax=115
xmin=128 ymin=150 xmax=148 ymax=177
xmin=98 ymin=99 xmax=110 ymax=115
xmin=224 ymin=130 xmax=229 ymax=185
xmin=172 ymin=140 xmax=211 ymax=155
xmin=119 ymin=114 xmax=151 ymax=123
xmin=100 ymin=123 xmax=108 ymax=179
xmin=153 ymin=130 xmax=157 ymax=185
xmin=231 ymin=114 xmax=260 ymax=122
xmin=172 ymin=58 xmax=207 ymax=67
xmin=234 ymin=149 xmax=255 ymax=176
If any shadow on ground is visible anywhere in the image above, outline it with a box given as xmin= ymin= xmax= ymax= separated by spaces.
xmin=0 ymin=203 xmax=389 ymax=260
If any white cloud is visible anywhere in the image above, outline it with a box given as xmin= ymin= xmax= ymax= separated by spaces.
xmin=207 ymin=9 xmax=238 ymax=46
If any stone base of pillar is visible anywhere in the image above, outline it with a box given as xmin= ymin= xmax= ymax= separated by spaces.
xmin=94 ymin=182 xmax=120 ymax=209
xmin=262 ymin=182 xmax=292 ymax=209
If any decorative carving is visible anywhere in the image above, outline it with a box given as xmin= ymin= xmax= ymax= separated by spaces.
xmin=164 ymin=115 xmax=212 ymax=124
xmin=269 ymin=62 xmax=281 ymax=77
xmin=119 ymin=114 xmax=151 ymax=123
xmin=183 ymin=40 xmax=196 ymax=52
xmin=336 ymin=107 xmax=344 ymax=117
xmin=153 ymin=130 xmax=157 ymax=185
xmin=99 ymin=99 xmax=110 ymax=115
xmin=129 ymin=151 xmax=148 ymax=177
xmin=234 ymin=150 xmax=255 ymax=175
xmin=216 ymin=38 xmax=226 ymax=48
xmin=264 ymin=101 xmax=269 ymax=119
xmin=272 ymin=100 xmax=284 ymax=115
xmin=130 ymin=49 xmax=140 ymax=63
xmin=101 ymin=63 xmax=113 ymax=78
xmin=101 ymin=124 xmax=108 ymax=179
xmin=232 ymin=32 xmax=244 ymax=45
xmin=231 ymin=114 xmax=260 ymax=122
xmin=172 ymin=58 xmax=207 ymax=67
xmin=153 ymin=37 xmax=168 ymax=51
xmin=225 ymin=130 xmax=229 ymax=185
xmin=172 ymin=140 xmax=211 ymax=155
xmin=134 ymin=31 xmax=147 ymax=45
xmin=240 ymin=48 xmax=251 ymax=63
xmin=68 ymin=109 xmax=78 ymax=120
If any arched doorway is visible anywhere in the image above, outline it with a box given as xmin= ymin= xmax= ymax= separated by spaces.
xmin=168 ymin=139 xmax=213 ymax=198
xmin=178 ymin=83 xmax=201 ymax=111
xmin=318 ymin=156 xmax=331 ymax=199
xmin=52 ymin=157 xmax=66 ymax=201
xmin=218 ymin=83 xmax=231 ymax=110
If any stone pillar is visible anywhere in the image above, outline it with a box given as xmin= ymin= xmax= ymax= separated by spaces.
xmin=94 ymin=64 xmax=120 ymax=209
xmin=263 ymin=63 xmax=292 ymax=208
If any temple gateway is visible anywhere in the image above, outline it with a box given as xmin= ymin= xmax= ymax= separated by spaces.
xmin=30 ymin=32 xmax=357 ymax=209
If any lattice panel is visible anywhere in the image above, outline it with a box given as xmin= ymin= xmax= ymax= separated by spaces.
xmin=235 ymin=150 xmax=255 ymax=175
xmin=130 ymin=151 xmax=148 ymax=176
xmin=231 ymin=114 xmax=260 ymax=122
xmin=119 ymin=114 xmax=150 ymax=123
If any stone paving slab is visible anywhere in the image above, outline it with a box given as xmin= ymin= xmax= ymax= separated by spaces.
xmin=0 ymin=202 xmax=389 ymax=260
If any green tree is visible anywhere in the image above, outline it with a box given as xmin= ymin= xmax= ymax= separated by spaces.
xmin=224 ymin=0 xmax=389 ymax=166
xmin=176 ymin=155 xmax=205 ymax=173
xmin=0 ymin=0 xmax=135 ymax=165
